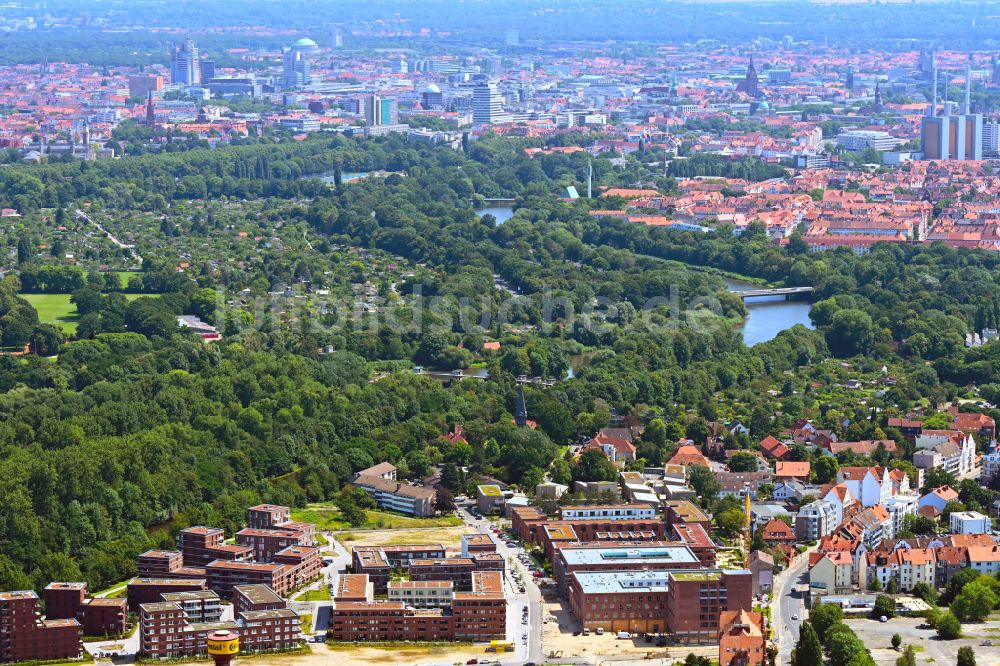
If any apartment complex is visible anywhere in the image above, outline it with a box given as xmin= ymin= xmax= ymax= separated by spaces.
xmin=0 ymin=590 xmax=81 ymax=664
xmin=44 ymin=582 xmax=127 ymax=637
xmin=351 ymin=466 xmax=437 ymax=517
xmin=135 ymin=505 xmax=321 ymax=600
xmin=329 ymin=571 xmax=505 ymax=641
xmin=139 ymin=584 xmax=300 ymax=659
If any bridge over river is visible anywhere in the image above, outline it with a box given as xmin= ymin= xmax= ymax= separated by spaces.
xmin=733 ymin=286 xmax=815 ymax=301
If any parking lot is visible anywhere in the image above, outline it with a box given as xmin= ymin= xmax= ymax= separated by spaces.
xmin=846 ymin=616 xmax=1000 ymax=666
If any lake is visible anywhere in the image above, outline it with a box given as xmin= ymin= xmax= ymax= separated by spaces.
xmin=477 ymin=207 xmax=515 ymax=225
xmin=726 ymin=279 xmax=814 ymax=346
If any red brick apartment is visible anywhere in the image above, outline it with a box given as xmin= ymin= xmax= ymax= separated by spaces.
xmin=0 ymin=590 xmax=81 ymax=663
xmin=139 ymin=584 xmax=301 ymax=659
xmin=177 ymin=526 xmax=253 ymax=567
xmin=43 ymin=582 xmax=127 ymax=637
xmin=205 ymin=560 xmax=292 ymax=598
xmin=329 ymin=571 xmax=505 ymax=641
xmin=127 ymin=578 xmax=208 ymax=612
xmin=233 ymin=584 xmax=286 ymax=615
xmin=236 ymin=528 xmax=307 ymax=561
xmin=351 ymin=545 xmax=448 ymax=593
xmin=334 ymin=574 xmax=373 ymax=603
xmin=567 ymin=569 xmax=753 ymax=643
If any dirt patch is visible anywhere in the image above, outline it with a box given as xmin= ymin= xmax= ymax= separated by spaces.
xmin=334 ymin=526 xmax=476 ymax=552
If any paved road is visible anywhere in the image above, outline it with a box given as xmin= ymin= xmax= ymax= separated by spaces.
xmin=457 ymin=504 xmax=543 ymax=664
xmin=773 ymin=549 xmax=811 ymax=666
xmin=75 ymin=208 xmax=143 ymax=264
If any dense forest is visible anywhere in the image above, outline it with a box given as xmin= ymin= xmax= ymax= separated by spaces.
xmin=2 ymin=131 xmax=1000 ymax=593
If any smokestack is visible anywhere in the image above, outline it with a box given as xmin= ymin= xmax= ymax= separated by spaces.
xmin=929 ymin=67 xmax=938 ymax=117
xmin=964 ymin=65 xmax=972 ymax=115
xmin=943 ymin=70 xmax=950 ymax=116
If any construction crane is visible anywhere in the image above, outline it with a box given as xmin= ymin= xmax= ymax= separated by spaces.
xmin=743 ymin=486 xmax=752 ymax=568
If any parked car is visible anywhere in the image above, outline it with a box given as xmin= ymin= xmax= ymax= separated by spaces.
xmin=595 ymin=628 xmax=604 ymax=635
xmin=617 ymin=631 xmax=631 ymax=639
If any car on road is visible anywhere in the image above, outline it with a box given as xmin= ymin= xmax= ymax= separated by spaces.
xmin=466 ymin=660 xmax=478 ymax=664
xmin=791 ymin=614 xmax=798 ymax=621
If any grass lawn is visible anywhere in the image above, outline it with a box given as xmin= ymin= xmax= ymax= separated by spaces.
xmin=297 ymin=587 xmax=331 ymax=602
xmin=115 ymin=271 xmax=142 ymax=289
xmin=23 ymin=293 xmax=159 ymax=334
xmin=292 ymin=504 xmax=463 ymax=531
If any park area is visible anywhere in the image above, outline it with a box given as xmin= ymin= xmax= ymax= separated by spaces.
xmin=291 ymin=503 xmax=463 ymax=532
xmin=22 ymin=291 xmax=154 ymax=334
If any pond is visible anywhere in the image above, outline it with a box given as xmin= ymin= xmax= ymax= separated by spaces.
xmin=476 ymin=207 xmax=515 ymax=225
xmin=725 ymin=279 xmax=814 ymax=346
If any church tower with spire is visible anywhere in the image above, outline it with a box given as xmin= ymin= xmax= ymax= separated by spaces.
xmin=514 ymin=383 xmax=528 ymax=427
xmin=736 ymin=53 xmax=759 ymax=98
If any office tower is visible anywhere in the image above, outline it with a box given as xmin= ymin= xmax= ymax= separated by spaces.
xmin=128 ymin=74 xmax=163 ymax=100
xmin=199 ymin=59 xmax=217 ymax=82
xmin=282 ymin=49 xmax=311 ymax=87
xmin=170 ymin=38 xmax=201 ymax=85
xmin=918 ymin=47 xmax=936 ymax=76
xmin=983 ymin=121 xmax=1000 ymax=156
xmin=332 ymin=28 xmax=343 ymax=49
xmin=359 ymin=95 xmax=397 ymax=126
xmin=845 ymin=66 xmax=855 ymax=91
xmin=736 ymin=54 xmax=759 ymax=97
xmin=473 ymin=80 xmax=504 ymax=125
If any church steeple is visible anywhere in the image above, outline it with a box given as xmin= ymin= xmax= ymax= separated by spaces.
xmin=874 ymin=81 xmax=883 ymax=113
xmin=145 ymin=91 xmax=156 ymax=127
xmin=514 ymin=383 xmax=528 ymax=427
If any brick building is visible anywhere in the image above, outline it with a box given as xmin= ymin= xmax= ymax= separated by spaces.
xmin=160 ymin=590 xmax=222 ymax=623
xmin=234 ymin=584 xmax=286 ymax=616
xmin=177 ymin=526 xmax=253 ymax=567
xmin=666 ymin=570 xmax=753 ymax=644
xmin=664 ymin=501 xmax=713 ymax=533
xmin=351 ymin=545 xmax=447 ymax=593
xmin=139 ymin=584 xmax=300 ymax=659
xmin=127 ymin=578 xmax=208 ymax=612
xmin=236 ymin=528 xmax=307 ymax=562
xmin=553 ymin=543 xmax=702 ymax=587
xmin=0 ymin=590 xmax=81 ymax=664
xmin=329 ymin=571 xmax=505 ymax=641
xmin=334 ymin=574 xmax=373 ymax=603
xmin=136 ymin=550 xmax=208 ymax=580
xmin=43 ymin=582 xmax=87 ymax=620
xmin=78 ymin=597 xmax=128 ymax=637
xmin=205 ymin=561 xmax=292 ymax=598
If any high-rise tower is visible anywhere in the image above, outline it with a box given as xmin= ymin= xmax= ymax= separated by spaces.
xmin=170 ymin=38 xmax=201 ymax=85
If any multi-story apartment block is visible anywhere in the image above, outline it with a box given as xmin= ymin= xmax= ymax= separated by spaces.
xmin=388 ymin=580 xmax=454 ymax=608
xmin=205 ymin=561 xmax=292 ymax=598
xmin=329 ymin=571 xmax=505 ymax=642
xmin=127 ymin=579 xmax=208 ymax=612
xmin=0 ymin=591 xmax=81 ymax=664
xmin=160 ymin=590 xmax=222 ymax=623
xmin=795 ymin=500 xmax=838 ymax=541
xmin=558 ymin=505 xmax=658 ymax=521
xmin=233 ymin=584 xmax=286 ymax=616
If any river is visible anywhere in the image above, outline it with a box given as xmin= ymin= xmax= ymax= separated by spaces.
xmin=725 ymin=279 xmax=813 ymax=346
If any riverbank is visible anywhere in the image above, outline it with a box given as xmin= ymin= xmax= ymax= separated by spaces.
xmin=634 ymin=254 xmax=769 ymax=286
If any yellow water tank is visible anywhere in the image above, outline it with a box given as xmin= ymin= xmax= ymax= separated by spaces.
xmin=207 ymin=630 xmax=240 ymax=657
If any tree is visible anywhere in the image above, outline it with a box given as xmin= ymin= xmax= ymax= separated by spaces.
xmin=936 ymin=611 xmax=961 ymax=640
xmin=813 ymin=456 xmax=839 ymax=484
xmin=952 ymin=580 xmax=998 ymax=622
xmin=944 ymin=568 xmax=981 ymax=604
xmin=957 ymin=646 xmax=976 ymax=666
xmin=717 ymin=508 xmax=746 ymax=538
xmin=890 ymin=633 xmax=901 ymax=650
xmin=922 ymin=467 xmax=957 ymax=493
xmin=809 ymin=602 xmax=844 ymax=642
xmin=826 ymin=308 xmax=877 ymax=357
xmin=895 ymin=645 xmax=916 ymax=666
xmin=728 ymin=451 xmax=760 ymax=472
xmin=910 ymin=581 xmax=938 ymax=606
xmin=828 ymin=631 xmax=867 ymax=666
xmin=872 ymin=594 xmax=895 ymax=620
xmin=686 ymin=417 xmax=711 ymax=445
xmin=435 ymin=487 xmax=456 ymax=512
xmin=688 ymin=466 xmax=720 ymax=501
xmin=792 ymin=621 xmax=823 ymax=666
xmin=572 ymin=449 xmax=617 ymax=483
